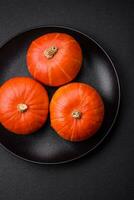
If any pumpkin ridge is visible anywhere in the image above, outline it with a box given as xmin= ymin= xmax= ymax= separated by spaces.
xmin=70 ymin=120 xmax=77 ymax=141
xmin=78 ymin=85 xmax=88 ymax=104
xmin=51 ymin=56 xmax=72 ymax=81
xmin=82 ymin=114 xmax=104 ymax=123
xmin=72 ymin=57 xmax=82 ymax=64
xmin=23 ymin=79 xmax=31 ymax=102
xmin=75 ymin=119 xmax=81 ymax=141
xmin=48 ymin=62 xmax=53 ymax=85
xmin=21 ymin=114 xmax=34 ymax=133
xmin=51 ymin=101 xmax=65 ymax=107
xmin=2 ymin=110 xmax=20 ymax=124
xmin=28 ymin=100 xmax=48 ymax=105
xmin=51 ymin=111 xmax=71 ymax=120
xmin=48 ymin=33 xmax=60 ymax=47
xmin=62 ymin=39 xmax=75 ymax=46
xmin=24 ymin=82 xmax=40 ymax=103
xmin=55 ymin=62 xmax=72 ymax=80
xmin=27 ymin=104 xmax=48 ymax=113
xmin=54 ymin=119 xmax=71 ymax=134
xmin=30 ymin=109 xmax=48 ymax=116
xmin=59 ymin=65 xmax=72 ymax=80
xmin=29 ymin=104 xmax=48 ymax=109
xmin=35 ymin=61 xmax=49 ymax=84
xmin=80 ymin=105 xmax=104 ymax=113
xmin=51 ymin=100 xmax=75 ymax=112
xmin=79 ymin=101 xmax=98 ymax=110
xmin=26 ymin=96 xmax=48 ymax=105
xmin=8 ymin=82 xmax=20 ymax=98
xmin=33 ymin=41 xmax=43 ymax=51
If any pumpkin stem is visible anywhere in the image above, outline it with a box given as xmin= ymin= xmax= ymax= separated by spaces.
xmin=72 ymin=110 xmax=82 ymax=119
xmin=44 ymin=46 xmax=58 ymax=59
xmin=17 ymin=103 xmax=28 ymax=113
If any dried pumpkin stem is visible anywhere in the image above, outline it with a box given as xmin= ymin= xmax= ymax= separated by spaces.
xmin=72 ymin=110 xmax=82 ymax=119
xmin=17 ymin=103 xmax=28 ymax=113
xmin=44 ymin=46 xmax=58 ymax=59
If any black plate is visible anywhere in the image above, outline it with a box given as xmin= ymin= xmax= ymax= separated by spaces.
xmin=0 ymin=26 xmax=120 ymax=164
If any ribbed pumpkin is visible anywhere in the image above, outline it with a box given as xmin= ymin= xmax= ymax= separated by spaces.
xmin=50 ymin=82 xmax=104 ymax=141
xmin=0 ymin=77 xmax=49 ymax=135
xmin=26 ymin=33 xmax=82 ymax=86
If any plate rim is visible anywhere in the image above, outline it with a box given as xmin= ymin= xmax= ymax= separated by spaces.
xmin=0 ymin=25 xmax=121 ymax=165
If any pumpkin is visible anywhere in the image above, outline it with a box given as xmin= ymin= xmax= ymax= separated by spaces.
xmin=50 ymin=82 xmax=104 ymax=141
xmin=0 ymin=77 xmax=49 ymax=135
xmin=26 ymin=33 xmax=82 ymax=86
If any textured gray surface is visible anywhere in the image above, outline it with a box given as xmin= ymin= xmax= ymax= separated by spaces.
xmin=0 ymin=0 xmax=134 ymax=199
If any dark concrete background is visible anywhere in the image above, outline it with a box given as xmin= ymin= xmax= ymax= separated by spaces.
xmin=0 ymin=0 xmax=133 ymax=199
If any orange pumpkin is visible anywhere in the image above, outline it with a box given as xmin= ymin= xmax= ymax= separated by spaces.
xmin=26 ymin=33 xmax=82 ymax=86
xmin=50 ymin=83 xmax=104 ymax=141
xmin=0 ymin=77 xmax=49 ymax=135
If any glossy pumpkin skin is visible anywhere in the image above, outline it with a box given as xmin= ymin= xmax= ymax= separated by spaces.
xmin=0 ymin=77 xmax=49 ymax=135
xmin=50 ymin=83 xmax=104 ymax=142
xmin=26 ymin=33 xmax=82 ymax=86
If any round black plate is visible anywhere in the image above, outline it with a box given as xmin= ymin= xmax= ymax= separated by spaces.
xmin=0 ymin=26 xmax=120 ymax=164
